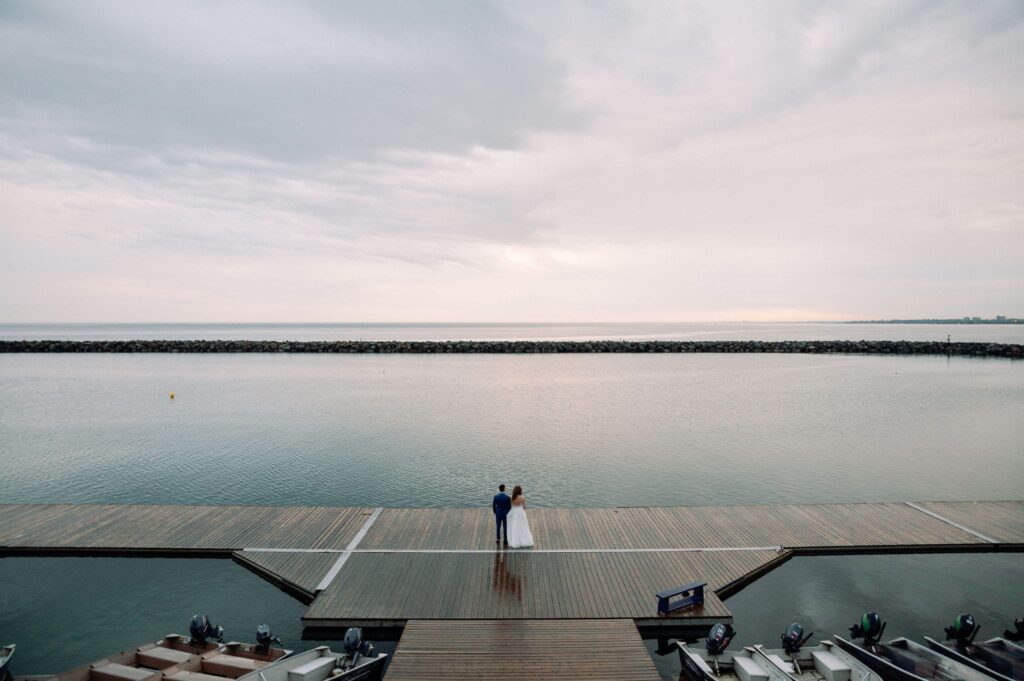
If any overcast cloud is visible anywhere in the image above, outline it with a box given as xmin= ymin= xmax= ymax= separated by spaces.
xmin=1 ymin=0 xmax=1022 ymax=322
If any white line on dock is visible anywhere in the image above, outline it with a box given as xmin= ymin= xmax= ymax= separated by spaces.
xmin=312 ymin=507 xmax=383 ymax=592
xmin=242 ymin=545 xmax=785 ymax=555
xmin=904 ymin=502 xmax=998 ymax=544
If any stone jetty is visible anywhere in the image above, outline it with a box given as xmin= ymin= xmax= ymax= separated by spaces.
xmin=1 ymin=339 xmax=1021 ymax=357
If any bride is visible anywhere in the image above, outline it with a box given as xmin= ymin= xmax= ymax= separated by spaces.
xmin=506 ymin=485 xmax=534 ymax=549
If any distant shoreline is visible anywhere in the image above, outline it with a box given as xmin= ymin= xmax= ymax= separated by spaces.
xmin=844 ymin=318 xmax=1022 ymax=325
xmin=2 ymin=339 xmax=1021 ymax=358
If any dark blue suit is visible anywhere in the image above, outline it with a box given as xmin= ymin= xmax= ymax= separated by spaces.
xmin=492 ymin=492 xmax=511 ymax=543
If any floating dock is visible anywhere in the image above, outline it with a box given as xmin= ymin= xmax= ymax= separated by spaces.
xmin=1 ymin=501 xmax=1020 ymax=678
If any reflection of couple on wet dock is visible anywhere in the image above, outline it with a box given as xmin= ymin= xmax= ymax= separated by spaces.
xmin=492 ymin=549 xmax=522 ymax=600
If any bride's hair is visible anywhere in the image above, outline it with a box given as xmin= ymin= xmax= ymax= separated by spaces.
xmin=512 ymin=485 xmax=523 ymax=500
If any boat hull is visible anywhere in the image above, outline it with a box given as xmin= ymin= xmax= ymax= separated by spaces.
xmin=235 ymin=647 xmax=387 ymax=681
xmin=925 ymin=637 xmax=1024 ymax=681
xmin=834 ymin=636 xmax=994 ymax=681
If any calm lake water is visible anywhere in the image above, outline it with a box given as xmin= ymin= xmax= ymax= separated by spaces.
xmin=1 ymin=353 xmax=1022 ymax=506
xmin=1 ymin=337 xmax=1021 ymax=679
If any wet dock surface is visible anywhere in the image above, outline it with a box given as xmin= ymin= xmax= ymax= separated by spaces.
xmin=2 ymin=501 xmax=1020 ymax=631
xmin=383 ymin=619 xmax=662 ymax=680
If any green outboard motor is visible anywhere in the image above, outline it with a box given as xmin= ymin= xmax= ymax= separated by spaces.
xmin=1004 ymin=618 xmax=1024 ymax=642
xmin=849 ymin=612 xmax=885 ymax=646
xmin=944 ymin=614 xmax=979 ymax=646
xmin=782 ymin=623 xmax=813 ymax=655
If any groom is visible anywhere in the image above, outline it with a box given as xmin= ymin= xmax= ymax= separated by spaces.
xmin=492 ymin=484 xmax=511 ymax=546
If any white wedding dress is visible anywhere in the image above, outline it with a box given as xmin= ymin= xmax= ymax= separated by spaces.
xmin=506 ymin=502 xmax=534 ymax=548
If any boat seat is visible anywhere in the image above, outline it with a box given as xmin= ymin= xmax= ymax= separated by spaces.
xmin=887 ymin=649 xmax=936 ymax=677
xmin=734 ymin=655 xmax=770 ymax=681
xmin=684 ymin=651 xmax=715 ymax=676
xmin=166 ymin=671 xmax=229 ymax=681
xmin=767 ymin=654 xmax=795 ymax=673
xmin=286 ymin=655 xmax=337 ymax=681
xmin=136 ymin=647 xmax=193 ymax=669
xmin=812 ymin=650 xmax=852 ymax=681
xmin=91 ymin=663 xmax=162 ymax=681
xmin=201 ymin=654 xmax=267 ymax=679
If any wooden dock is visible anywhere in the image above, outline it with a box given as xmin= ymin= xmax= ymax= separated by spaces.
xmin=384 ymin=619 xmax=661 ymax=680
xmin=2 ymin=500 xmax=1021 ymax=631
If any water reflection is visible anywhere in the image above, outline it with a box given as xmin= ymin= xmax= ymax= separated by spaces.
xmin=491 ymin=550 xmax=523 ymax=601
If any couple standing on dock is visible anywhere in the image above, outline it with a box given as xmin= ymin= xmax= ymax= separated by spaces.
xmin=492 ymin=484 xmax=534 ymax=549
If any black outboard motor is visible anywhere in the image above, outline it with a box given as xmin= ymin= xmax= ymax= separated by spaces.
xmin=944 ymin=614 xmax=979 ymax=647
xmin=782 ymin=623 xmax=814 ymax=655
xmin=338 ymin=628 xmax=376 ymax=670
xmin=849 ymin=612 xmax=885 ymax=647
xmin=706 ymin=623 xmax=735 ymax=656
xmin=1004 ymin=618 xmax=1024 ymax=642
xmin=343 ymin=627 xmax=363 ymax=656
xmin=189 ymin=614 xmax=224 ymax=646
xmin=255 ymin=624 xmax=281 ymax=654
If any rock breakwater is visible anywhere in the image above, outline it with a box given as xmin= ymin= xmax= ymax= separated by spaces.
xmin=1 ymin=339 xmax=1021 ymax=358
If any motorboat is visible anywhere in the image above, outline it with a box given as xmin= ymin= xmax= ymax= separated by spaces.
xmin=236 ymin=629 xmax=386 ymax=681
xmin=834 ymin=613 xmax=995 ymax=681
xmin=678 ymin=622 xmax=884 ymax=681
xmin=1 ymin=644 xmax=14 ymax=681
xmin=45 ymin=617 xmax=290 ymax=681
xmin=924 ymin=614 xmax=1024 ymax=681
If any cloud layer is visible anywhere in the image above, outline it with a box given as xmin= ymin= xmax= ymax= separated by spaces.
xmin=2 ymin=0 xmax=1022 ymax=322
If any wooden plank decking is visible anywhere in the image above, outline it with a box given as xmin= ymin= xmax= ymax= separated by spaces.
xmin=0 ymin=502 xmax=1003 ymax=554
xmin=1 ymin=501 xmax=1018 ymax=631
xmin=0 ymin=504 xmax=374 ymax=551
xmin=917 ymin=501 xmax=1024 ymax=545
xmin=233 ymin=550 xmax=340 ymax=598
xmin=301 ymin=550 xmax=780 ymax=626
xmin=356 ymin=503 xmax=988 ymax=550
xmin=384 ymin=619 xmax=661 ymax=681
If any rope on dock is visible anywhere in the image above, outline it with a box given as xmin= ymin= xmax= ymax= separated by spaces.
xmin=904 ymin=501 xmax=998 ymax=543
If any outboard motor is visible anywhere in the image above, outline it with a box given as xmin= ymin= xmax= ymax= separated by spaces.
xmin=944 ymin=614 xmax=979 ymax=646
xmin=849 ymin=612 xmax=885 ymax=647
xmin=1004 ymin=618 xmax=1024 ymax=642
xmin=337 ymin=628 xmax=376 ymax=670
xmin=706 ymin=623 xmax=735 ymax=656
xmin=255 ymin=624 xmax=281 ymax=654
xmin=189 ymin=614 xmax=224 ymax=646
xmin=782 ymin=623 xmax=814 ymax=655
xmin=343 ymin=627 xmax=363 ymax=656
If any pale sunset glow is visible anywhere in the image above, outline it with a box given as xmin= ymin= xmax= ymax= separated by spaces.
xmin=1 ymin=1 xmax=1022 ymax=322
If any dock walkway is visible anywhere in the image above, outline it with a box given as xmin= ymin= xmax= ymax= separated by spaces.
xmin=384 ymin=619 xmax=662 ymax=680
xmin=2 ymin=501 xmax=1020 ymax=629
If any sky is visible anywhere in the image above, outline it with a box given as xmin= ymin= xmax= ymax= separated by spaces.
xmin=1 ymin=1 xmax=1022 ymax=323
